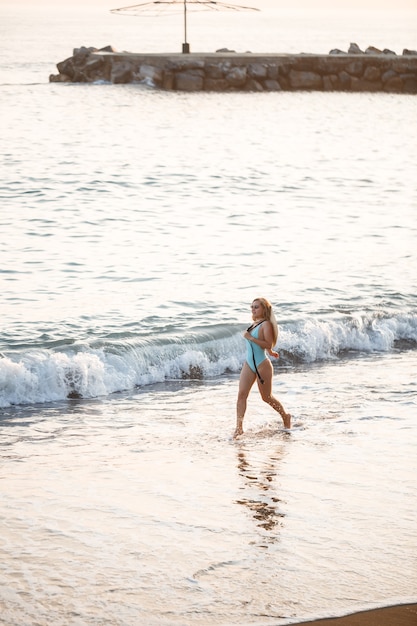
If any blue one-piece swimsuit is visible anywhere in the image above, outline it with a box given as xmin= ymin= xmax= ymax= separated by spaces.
xmin=246 ymin=322 xmax=267 ymax=373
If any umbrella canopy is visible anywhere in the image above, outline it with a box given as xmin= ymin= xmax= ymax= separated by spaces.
xmin=110 ymin=0 xmax=260 ymax=53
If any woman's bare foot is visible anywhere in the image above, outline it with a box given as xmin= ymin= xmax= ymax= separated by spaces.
xmin=283 ymin=413 xmax=291 ymax=429
xmin=233 ymin=426 xmax=243 ymax=439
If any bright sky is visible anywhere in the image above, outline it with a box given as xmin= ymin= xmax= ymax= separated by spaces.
xmin=2 ymin=0 xmax=417 ymax=8
xmin=254 ymin=0 xmax=416 ymax=6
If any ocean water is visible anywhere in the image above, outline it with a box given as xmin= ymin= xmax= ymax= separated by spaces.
xmin=1 ymin=3 xmax=417 ymax=625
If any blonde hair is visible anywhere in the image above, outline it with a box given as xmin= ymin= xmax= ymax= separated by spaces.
xmin=253 ymin=297 xmax=278 ymax=346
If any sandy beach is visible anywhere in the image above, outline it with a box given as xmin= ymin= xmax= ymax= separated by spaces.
xmin=293 ymin=604 xmax=417 ymax=625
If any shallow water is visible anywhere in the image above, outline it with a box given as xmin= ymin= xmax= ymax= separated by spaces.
xmin=1 ymin=4 xmax=417 ymax=624
xmin=1 ymin=350 xmax=416 ymax=624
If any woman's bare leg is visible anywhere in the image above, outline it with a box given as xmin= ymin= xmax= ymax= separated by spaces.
xmin=257 ymin=360 xmax=291 ymax=428
xmin=234 ymin=363 xmax=256 ymax=438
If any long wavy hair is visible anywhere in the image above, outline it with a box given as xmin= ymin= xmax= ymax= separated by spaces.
xmin=253 ymin=297 xmax=278 ymax=346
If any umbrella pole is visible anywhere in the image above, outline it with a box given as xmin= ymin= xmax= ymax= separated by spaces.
xmin=182 ymin=0 xmax=190 ymax=53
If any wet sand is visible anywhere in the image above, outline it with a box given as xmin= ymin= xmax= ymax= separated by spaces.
xmin=293 ymin=604 xmax=417 ymax=625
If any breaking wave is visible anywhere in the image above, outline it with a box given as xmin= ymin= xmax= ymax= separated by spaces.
xmin=1 ymin=311 xmax=416 ymax=408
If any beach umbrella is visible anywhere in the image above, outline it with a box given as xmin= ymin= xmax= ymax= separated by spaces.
xmin=110 ymin=0 xmax=260 ymax=53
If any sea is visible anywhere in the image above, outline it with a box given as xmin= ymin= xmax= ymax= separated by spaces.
xmin=1 ymin=2 xmax=416 ymax=625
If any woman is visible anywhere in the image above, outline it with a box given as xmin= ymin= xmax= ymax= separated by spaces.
xmin=234 ymin=298 xmax=291 ymax=438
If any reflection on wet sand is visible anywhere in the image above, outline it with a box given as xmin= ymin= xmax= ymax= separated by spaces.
xmin=235 ymin=446 xmax=286 ymax=540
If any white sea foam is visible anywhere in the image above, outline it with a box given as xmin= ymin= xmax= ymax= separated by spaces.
xmin=280 ymin=311 xmax=417 ymax=362
xmin=1 ymin=312 xmax=415 ymax=407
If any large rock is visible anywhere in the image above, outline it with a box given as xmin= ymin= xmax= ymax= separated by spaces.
xmin=338 ymin=71 xmax=351 ymax=89
xmin=289 ymin=70 xmax=322 ymax=89
xmin=85 ymin=55 xmax=104 ymax=73
xmin=400 ymin=73 xmax=417 ymax=92
xmin=162 ymin=71 xmax=175 ymax=90
xmin=346 ymin=60 xmax=363 ymax=76
xmin=363 ymin=65 xmax=381 ymax=81
xmin=138 ymin=64 xmax=164 ymax=85
xmin=351 ymin=77 xmax=381 ymax=91
xmin=248 ymin=63 xmax=267 ymax=80
xmin=98 ymin=45 xmax=117 ymax=53
xmin=264 ymin=79 xmax=281 ymax=91
xmin=245 ymin=78 xmax=263 ymax=91
xmin=383 ymin=73 xmax=403 ymax=91
xmin=267 ymin=65 xmax=279 ymax=80
xmin=49 ymin=73 xmax=71 ymax=82
xmin=323 ymin=74 xmax=339 ymax=90
xmin=167 ymin=59 xmax=205 ymax=72
xmin=348 ymin=43 xmax=363 ymax=54
xmin=205 ymin=63 xmax=224 ymax=79
xmin=225 ymin=66 xmax=247 ymax=87
xmin=204 ymin=78 xmax=229 ymax=91
xmin=381 ymin=69 xmax=398 ymax=83
xmin=73 ymin=46 xmax=95 ymax=65
xmin=57 ymin=57 xmax=75 ymax=79
xmin=111 ymin=62 xmax=133 ymax=84
xmin=72 ymin=68 xmax=89 ymax=82
xmin=175 ymin=70 xmax=204 ymax=91
xmin=381 ymin=68 xmax=405 ymax=91
xmin=365 ymin=46 xmax=383 ymax=55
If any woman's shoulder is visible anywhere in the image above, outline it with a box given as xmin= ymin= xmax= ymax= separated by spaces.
xmin=260 ymin=319 xmax=272 ymax=331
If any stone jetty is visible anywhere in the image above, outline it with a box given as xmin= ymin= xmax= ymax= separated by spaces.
xmin=50 ymin=44 xmax=417 ymax=93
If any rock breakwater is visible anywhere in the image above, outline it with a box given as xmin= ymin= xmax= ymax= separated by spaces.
xmin=50 ymin=45 xmax=417 ymax=94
